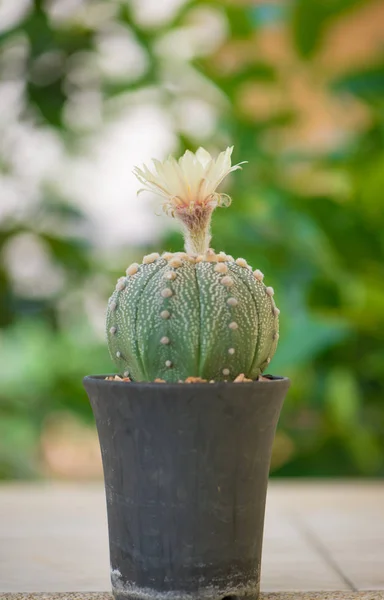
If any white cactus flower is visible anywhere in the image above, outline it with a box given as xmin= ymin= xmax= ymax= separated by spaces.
xmin=133 ymin=146 xmax=245 ymax=216
xmin=133 ymin=146 xmax=245 ymax=255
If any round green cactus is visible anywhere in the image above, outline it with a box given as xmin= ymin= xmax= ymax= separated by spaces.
xmin=107 ymin=251 xmax=279 ymax=382
xmin=106 ymin=147 xmax=280 ymax=382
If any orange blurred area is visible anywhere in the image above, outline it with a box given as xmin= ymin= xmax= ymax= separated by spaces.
xmin=40 ymin=412 xmax=103 ymax=480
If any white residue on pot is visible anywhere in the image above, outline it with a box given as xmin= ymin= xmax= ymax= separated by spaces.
xmin=110 ymin=567 xmax=260 ymax=600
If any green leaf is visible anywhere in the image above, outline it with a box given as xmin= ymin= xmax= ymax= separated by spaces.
xmin=271 ymin=313 xmax=350 ymax=371
xmin=325 ymin=367 xmax=360 ymax=425
xmin=0 ymin=416 xmax=39 ymax=479
xmin=290 ymin=0 xmax=326 ymax=58
xmin=331 ymin=63 xmax=384 ymax=105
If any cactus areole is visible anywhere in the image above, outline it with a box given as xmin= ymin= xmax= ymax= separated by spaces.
xmin=106 ymin=147 xmax=280 ymax=382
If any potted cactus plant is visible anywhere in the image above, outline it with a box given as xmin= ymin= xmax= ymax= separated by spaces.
xmin=83 ymin=146 xmax=290 ymax=600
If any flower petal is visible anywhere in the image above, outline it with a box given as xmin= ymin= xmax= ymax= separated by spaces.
xmin=196 ymin=147 xmax=213 ymax=168
xmin=133 ymin=146 xmax=244 ymax=212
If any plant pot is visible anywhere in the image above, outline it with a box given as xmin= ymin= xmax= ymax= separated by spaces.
xmin=83 ymin=375 xmax=290 ymax=600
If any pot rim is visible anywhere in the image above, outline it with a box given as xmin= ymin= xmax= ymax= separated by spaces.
xmin=84 ymin=374 xmax=290 ymax=390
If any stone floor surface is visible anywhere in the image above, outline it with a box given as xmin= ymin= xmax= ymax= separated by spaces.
xmin=0 ymin=482 xmax=383 ymax=597
xmin=1 ymin=594 xmax=384 ymax=600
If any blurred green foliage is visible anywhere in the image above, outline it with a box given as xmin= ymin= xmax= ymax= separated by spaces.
xmin=0 ymin=0 xmax=383 ymax=478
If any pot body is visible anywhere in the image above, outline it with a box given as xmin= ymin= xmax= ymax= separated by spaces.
xmin=83 ymin=376 xmax=290 ymax=600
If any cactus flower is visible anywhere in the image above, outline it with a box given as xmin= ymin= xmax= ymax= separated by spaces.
xmin=133 ymin=146 xmax=245 ymax=254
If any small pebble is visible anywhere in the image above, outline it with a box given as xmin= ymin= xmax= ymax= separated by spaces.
xmin=105 ymin=375 xmax=131 ymax=382
xmin=234 ymin=373 xmax=252 ymax=383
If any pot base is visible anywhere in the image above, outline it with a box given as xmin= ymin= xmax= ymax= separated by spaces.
xmin=113 ymin=591 xmax=259 ymax=600
xmin=112 ymin=574 xmax=259 ymax=600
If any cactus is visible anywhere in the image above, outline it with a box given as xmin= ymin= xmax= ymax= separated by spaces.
xmin=106 ymin=147 xmax=279 ymax=382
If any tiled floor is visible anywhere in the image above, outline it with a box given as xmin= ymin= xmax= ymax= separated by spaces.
xmin=2 ymin=594 xmax=384 ymax=600
xmin=0 ymin=482 xmax=383 ymax=595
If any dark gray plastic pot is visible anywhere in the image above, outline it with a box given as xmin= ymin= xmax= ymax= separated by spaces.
xmin=83 ymin=375 xmax=290 ymax=600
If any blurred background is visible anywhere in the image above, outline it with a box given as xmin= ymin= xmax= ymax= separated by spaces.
xmin=0 ymin=0 xmax=383 ymax=481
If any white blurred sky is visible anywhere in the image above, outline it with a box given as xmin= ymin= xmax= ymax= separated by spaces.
xmin=60 ymin=104 xmax=177 ymax=247
xmin=0 ymin=0 xmax=228 ymax=248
